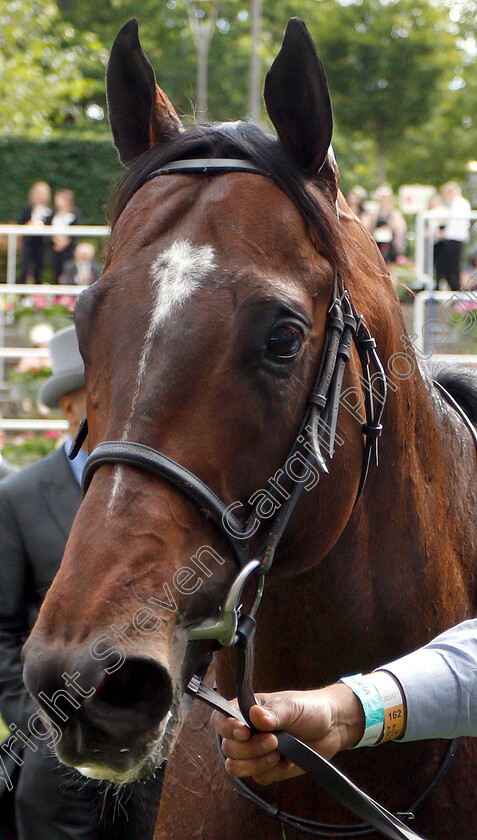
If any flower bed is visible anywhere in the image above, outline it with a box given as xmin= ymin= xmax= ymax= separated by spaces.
xmin=3 ymin=431 xmax=61 ymax=467
xmin=9 ymin=293 xmax=76 ymax=341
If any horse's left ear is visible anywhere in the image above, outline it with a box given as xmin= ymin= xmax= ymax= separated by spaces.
xmin=107 ymin=19 xmax=182 ymax=165
xmin=264 ymin=19 xmax=335 ymax=185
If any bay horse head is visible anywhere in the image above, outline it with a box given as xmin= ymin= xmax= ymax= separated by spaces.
xmin=23 ymin=19 xmax=392 ymax=784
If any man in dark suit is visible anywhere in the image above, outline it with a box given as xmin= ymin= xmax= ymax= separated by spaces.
xmin=0 ymin=327 xmax=162 ymax=840
xmin=0 ymin=425 xmax=18 ymax=481
xmin=61 ymin=242 xmax=102 ymax=286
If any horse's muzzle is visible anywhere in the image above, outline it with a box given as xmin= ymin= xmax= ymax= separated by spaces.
xmin=22 ymin=639 xmax=173 ymax=780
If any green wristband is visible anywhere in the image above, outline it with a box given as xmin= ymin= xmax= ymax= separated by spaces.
xmin=340 ymin=673 xmax=384 ymax=748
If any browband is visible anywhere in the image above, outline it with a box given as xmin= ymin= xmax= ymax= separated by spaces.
xmin=147 ymin=158 xmax=269 ymax=180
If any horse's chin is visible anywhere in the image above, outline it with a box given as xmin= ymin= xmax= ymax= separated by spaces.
xmin=66 ymin=700 xmax=183 ymax=785
xmin=75 ymin=740 xmax=164 ymax=784
xmin=75 ymin=759 xmax=155 ymax=785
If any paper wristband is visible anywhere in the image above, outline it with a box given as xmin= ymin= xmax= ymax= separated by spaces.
xmin=368 ymin=670 xmax=406 ymax=743
xmin=339 ymin=674 xmax=384 ymax=748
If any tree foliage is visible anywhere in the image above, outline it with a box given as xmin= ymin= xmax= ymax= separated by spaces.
xmin=312 ymin=2 xmax=456 ymax=143
xmin=262 ymin=0 xmax=476 ymax=188
xmin=0 ymin=0 xmax=107 ymax=135
xmin=1 ymin=0 xmax=476 ymax=194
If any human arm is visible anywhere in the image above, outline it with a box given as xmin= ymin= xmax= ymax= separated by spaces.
xmin=17 ymin=206 xmax=32 ymax=225
xmin=0 ymin=489 xmax=36 ymax=731
xmin=385 ymin=619 xmax=477 ymax=741
xmin=390 ymin=210 xmax=407 ymax=256
xmin=211 ymin=619 xmax=477 ymax=784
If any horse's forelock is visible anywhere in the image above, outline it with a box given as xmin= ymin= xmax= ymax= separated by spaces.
xmin=109 ymin=121 xmax=347 ymax=276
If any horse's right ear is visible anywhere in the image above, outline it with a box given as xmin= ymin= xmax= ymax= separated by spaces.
xmin=107 ymin=19 xmax=182 ymax=166
xmin=264 ymin=18 xmax=333 ymax=179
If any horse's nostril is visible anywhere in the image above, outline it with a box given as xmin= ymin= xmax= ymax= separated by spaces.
xmin=24 ymin=644 xmax=174 ymax=748
xmin=86 ymin=656 xmax=173 ymax=737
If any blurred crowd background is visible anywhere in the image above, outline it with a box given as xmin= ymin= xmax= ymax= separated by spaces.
xmin=0 ymin=3 xmax=476 ymax=837
xmin=1 ymin=0 xmax=477 ymax=464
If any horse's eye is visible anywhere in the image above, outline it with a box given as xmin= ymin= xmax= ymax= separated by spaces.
xmin=266 ymin=324 xmax=303 ymax=359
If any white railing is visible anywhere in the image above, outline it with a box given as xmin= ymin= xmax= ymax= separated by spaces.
xmin=0 ymin=284 xmax=87 ymax=431
xmin=413 ymin=289 xmax=477 ymax=362
xmin=0 ymin=224 xmax=109 ymax=285
xmin=1 ymin=419 xmax=68 ymax=431
xmin=414 ymin=211 xmax=477 ymax=290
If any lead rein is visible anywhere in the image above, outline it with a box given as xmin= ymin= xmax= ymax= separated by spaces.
xmin=186 ymin=620 xmax=426 ymax=840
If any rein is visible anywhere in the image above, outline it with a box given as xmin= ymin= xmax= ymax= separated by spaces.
xmin=73 ymin=159 xmax=432 ymax=840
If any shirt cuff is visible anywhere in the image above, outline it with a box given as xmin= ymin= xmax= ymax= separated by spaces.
xmin=383 ymin=622 xmax=477 ymax=741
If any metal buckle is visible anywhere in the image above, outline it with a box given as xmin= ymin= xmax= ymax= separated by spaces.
xmin=188 ymin=559 xmax=262 ymax=647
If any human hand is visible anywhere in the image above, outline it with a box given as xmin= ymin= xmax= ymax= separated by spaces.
xmin=52 ymin=235 xmax=71 ymax=252
xmin=210 ymin=685 xmax=364 ymax=785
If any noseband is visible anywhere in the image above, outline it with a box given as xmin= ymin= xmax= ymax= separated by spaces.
xmin=71 ymin=159 xmax=431 ymax=840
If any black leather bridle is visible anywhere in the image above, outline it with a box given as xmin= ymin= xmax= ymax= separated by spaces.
xmin=70 ymin=159 xmax=433 ymax=840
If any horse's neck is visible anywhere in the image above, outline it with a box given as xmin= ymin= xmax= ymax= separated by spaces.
xmin=235 ymin=343 xmax=477 ymax=692
xmin=216 ymin=271 xmax=476 ymax=694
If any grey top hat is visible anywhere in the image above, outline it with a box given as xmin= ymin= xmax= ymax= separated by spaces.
xmin=39 ymin=325 xmax=85 ymax=408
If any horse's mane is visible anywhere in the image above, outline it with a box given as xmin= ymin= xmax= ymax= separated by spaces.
xmin=431 ymin=361 xmax=477 ymax=424
xmin=109 ymin=121 xmax=347 ymax=274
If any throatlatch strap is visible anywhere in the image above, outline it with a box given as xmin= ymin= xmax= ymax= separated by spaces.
xmin=433 ymin=379 xmax=477 ymax=451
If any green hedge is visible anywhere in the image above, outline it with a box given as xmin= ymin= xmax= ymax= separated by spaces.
xmin=0 ymin=135 xmax=123 ymax=225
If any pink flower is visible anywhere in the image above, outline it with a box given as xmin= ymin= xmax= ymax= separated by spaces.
xmin=44 ymin=430 xmax=61 ymax=440
xmin=455 ymin=301 xmax=477 ymax=313
xmin=54 ymin=294 xmax=76 ymax=312
xmin=55 ymin=295 xmax=71 ymax=305
xmin=32 ymin=295 xmax=47 ymax=310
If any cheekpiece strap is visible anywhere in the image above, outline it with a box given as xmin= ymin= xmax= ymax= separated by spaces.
xmin=353 ymin=318 xmax=388 ymax=506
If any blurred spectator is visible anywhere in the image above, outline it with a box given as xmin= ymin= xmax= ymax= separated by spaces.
xmin=461 ymin=246 xmax=477 ymax=291
xmin=0 ymin=423 xmax=18 ymax=481
xmin=428 ymin=193 xmax=445 ymax=213
xmin=61 ymin=242 xmax=102 ymax=285
xmin=50 ymin=189 xmax=81 ymax=282
xmin=345 ymin=185 xmax=371 ymax=227
xmin=427 ymin=193 xmax=447 ymax=278
xmin=435 ymin=182 xmax=471 ymax=291
xmin=368 ymin=185 xmax=407 ymax=273
xmin=17 ymin=183 xmax=53 ymax=284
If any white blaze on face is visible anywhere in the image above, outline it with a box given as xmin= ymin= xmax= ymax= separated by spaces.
xmin=149 ymin=239 xmax=216 ymax=324
xmin=107 ymin=240 xmax=216 ymax=515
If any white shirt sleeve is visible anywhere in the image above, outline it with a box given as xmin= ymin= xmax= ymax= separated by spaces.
xmin=443 ymin=196 xmax=471 ymax=242
xmin=382 ymin=619 xmax=477 ymax=741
